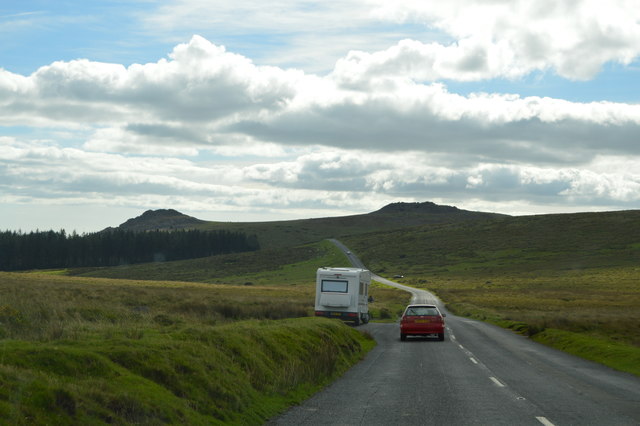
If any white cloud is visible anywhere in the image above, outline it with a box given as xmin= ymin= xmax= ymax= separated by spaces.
xmin=143 ymin=1 xmax=640 ymax=81
xmin=146 ymin=0 xmax=381 ymax=34
xmin=2 ymin=12 xmax=640 ymax=233
xmin=84 ymin=127 xmax=200 ymax=156
xmin=2 ymin=130 xmax=640 ymax=233
xmin=559 ymin=168 xmax=640 ymax=202
xmin=370 ymin=0 xmax=640 ymax=81
xmin=145 ymin=0 xmax=640 ymax=83
xmin=231 ymin=80 xmax=640 ymax=166
xmin=3 ymin=35 xmax=639 ymax=168
xmin=0 ymin=36 xmax=302 ymax=130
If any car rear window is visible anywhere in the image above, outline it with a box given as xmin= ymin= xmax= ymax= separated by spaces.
xmin=321 ymin=279 xmax=348 ymax=293
xmin=405 ymin=307 xmax=439 ymax=316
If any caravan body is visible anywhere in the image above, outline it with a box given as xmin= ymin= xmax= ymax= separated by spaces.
xmin=314 ymin=267 xmax=371 ymax=325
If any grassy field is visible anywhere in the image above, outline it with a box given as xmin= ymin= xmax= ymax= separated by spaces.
xmin=0 ymin=240 xmax=409 ymax=423
xmin=68 ymin=240 xmax=346 ymax=284
xmin=0 ymin=271 xmax=375 ymax=424
xmin=67 ymin=239 xmax=411 ymax=320
xmin=344 ymin=210 xmax=640 ymax=375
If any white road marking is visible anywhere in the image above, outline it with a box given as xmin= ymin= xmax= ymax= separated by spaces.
xmin=469 ymin=357 xmax=478 ymax=364
xmin=490 ymin=377 xmax=505 ymax=387
xmin=536 ymin=416 xmax=555 ymax=426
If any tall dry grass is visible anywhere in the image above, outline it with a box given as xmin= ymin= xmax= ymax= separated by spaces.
xmin=0 ymin=272 xmax=312 ymax=342
xmin=419 ymin=266 xmax=640 ymax=347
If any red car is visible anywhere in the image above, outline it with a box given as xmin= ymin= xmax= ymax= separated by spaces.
xmin=400 ymin=304 xmax=446 ymax=341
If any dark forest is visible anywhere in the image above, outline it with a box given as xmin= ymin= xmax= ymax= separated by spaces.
xmin=0 ymin=229 xmax=259 ymax=271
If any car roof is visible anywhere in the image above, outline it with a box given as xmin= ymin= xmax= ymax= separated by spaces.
xmin=406 ymin=304 xmax=438 ymax=308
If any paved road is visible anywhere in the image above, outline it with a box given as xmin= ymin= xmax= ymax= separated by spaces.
xmin=269 ymin=240 xmax=640 ymax=425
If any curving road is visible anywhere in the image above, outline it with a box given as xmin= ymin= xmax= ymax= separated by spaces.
xmin=269 ymin=240 xmax=640 ymax=425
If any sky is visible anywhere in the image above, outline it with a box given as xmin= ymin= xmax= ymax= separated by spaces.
xmin=1 ymin=0 xmax=640 ymax=233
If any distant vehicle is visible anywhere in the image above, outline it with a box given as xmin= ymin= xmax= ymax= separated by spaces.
xmin=393 ymin=274 xmax=404 ymax=278
xmin=400 ymin=304 xmax=446 ymax=341
xmin=314 ymin=267 xmax=371 ymax=325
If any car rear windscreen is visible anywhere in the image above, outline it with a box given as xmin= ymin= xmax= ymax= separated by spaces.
xmin=321 ymin=279 xmax=348 ymax=293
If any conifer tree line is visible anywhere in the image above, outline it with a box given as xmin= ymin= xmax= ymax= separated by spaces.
xmin=0 ymin=229 xmax=260 ymax=271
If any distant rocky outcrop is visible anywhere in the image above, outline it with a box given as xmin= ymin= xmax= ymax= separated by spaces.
xmin=373 ymin=201 xmax=461 ymax=215
xmin=366 ymin=201 xmax=506 ymax=227
xmin=105 ymin=209 xmax=205 ymax=232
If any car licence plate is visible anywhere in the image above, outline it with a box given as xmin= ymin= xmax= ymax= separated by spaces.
xmin=414 ymin=319 xmax=430 ymax=323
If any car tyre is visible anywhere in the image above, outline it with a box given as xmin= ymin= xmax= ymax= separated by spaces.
xmin=438 ymin=332 xmax=445 ymax=341
xmin=400 ymin=333 xmax=407 ymax=341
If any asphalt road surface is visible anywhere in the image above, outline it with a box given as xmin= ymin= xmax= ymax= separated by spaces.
xmin=269 ymin=240 xmax=640 ymax=425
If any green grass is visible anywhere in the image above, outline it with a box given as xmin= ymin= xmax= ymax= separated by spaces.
xmin=0 ymin=238 xmax=401 ymax=424
xmin=347 ymin=211 xmax=640 ymax=276
xmin=68 ymin=240 xmax=346 ymax=286
xmin=190 ymin=203 xmax=501 ymax=249
xmin=0 ymin=272 xmax=375 ymax=424
xmin=0 ymin=272 xmax=316 ymax=341
xmin=343 ymin=210 xmax=640 ymax=375
xmin=406 ymin=267 xmax=640 ymax=346
xmin=64 ymin=239 xmax=410 ymax=322
xmin=532 ymin=328 xmax=640 ymax=376
xmin=368 ymin=282 xmax=411 ymax=322
xmin=0 ymin=318 xmax=373 ymax=424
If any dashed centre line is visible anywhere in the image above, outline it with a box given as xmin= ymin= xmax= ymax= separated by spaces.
xmin=536 ymin=416 xmax=555 ymax=426
xmin=490 ymin=376 xmax=505 ymax=387
xmin=453 ymin=336 xmax=553 ymax=426
xmin=454 ymin=336 xmax=506 ymax=388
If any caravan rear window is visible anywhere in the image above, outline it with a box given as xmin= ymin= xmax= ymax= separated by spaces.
xmin=321 ymin=279 xmax=348 ymax=293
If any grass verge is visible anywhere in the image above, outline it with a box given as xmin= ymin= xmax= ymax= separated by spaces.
xmin=532 ymin=329 xmax=640 ymax=376
xmin=0 ymin=271 xmax=376 ymax=424
xmin=0 ymin=317 xmax=373 ymax=424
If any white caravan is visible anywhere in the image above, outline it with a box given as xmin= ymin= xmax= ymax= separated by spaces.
xmin=314 ymin=267 xmax=371 ymax=325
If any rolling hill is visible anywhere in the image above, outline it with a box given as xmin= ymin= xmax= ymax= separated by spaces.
xmin=341 ymin=209 xmax=640 ymax=276
xmin=103 ymin=209 xmax=205 ymax=232
xmin=110 ymin=202 xmax=506 ymax=249
xmin=82 ymin=206 xmax=639 ymax=286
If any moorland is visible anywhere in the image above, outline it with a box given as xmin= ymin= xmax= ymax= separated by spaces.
xmin=1 ymin=202 xmax=639 ymax=424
